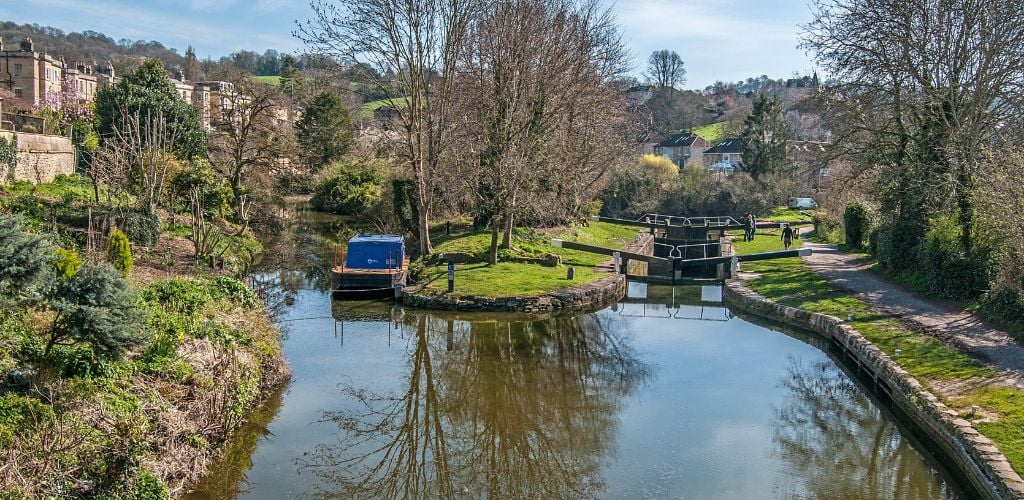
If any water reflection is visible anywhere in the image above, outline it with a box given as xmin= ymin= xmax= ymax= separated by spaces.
xmin=299 ymin=311 xmax=649 ymax=498
xmin=773 ymin=357 xmax=958 ymax=499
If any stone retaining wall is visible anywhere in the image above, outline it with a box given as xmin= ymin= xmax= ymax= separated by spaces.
xmin=724 ymin=279 xmax=1024 ymax=500
xmin=403 ymin=273 xmax=625 ymax=313
xmin=1 ymin=131 xmax=75 ymax=183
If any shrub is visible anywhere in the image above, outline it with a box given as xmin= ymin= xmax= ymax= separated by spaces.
xmin=311 ymin=163 xmax=386 ymax=215
xmin=108 ymin=229 xmax=133 ymax=276
xmin=120 ymin=209 xmax=161 ymax=247
xmin=54 ymin=248 xmax=83 ymax=279
xmin=46 ymin=264 xmax=144 ymax=361
xmin=915 ymin=216 xmax=992 ymax=300
xmin=0 ymin=216 xmax=54 ymax=309
xmin=843 ymin=202 xmax=871 ymax=248
xmin=812 ymin=212 xmax=842 ymax=244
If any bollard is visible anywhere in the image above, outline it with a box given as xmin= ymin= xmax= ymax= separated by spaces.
xmin=566 ymin=266 xmax=575 ymax=280
xmin=393 ymin=283 xmax=404 ymax=299
xmin=447 ymin=260 xmax=455 ymax=293
xmin=612 ymin=252 xmax=621 ymax=274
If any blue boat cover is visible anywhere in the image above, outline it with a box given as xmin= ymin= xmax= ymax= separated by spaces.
xmin=345 ymin=234 xmax=405 ymax=270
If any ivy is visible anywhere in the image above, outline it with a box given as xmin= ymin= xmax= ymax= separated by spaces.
xmin=0 ymin=133 xmax=16 ymax=182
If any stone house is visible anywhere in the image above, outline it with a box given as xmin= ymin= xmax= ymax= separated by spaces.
xmin=654 ymin=132 xmax=711 ymax=168
xmin=626 ymin=85 xmax=655 ymax=107
xmin=703 ymin=138 xmax=745 ymax=172
xmin=0 ymin=37 xmax=63 ymax=107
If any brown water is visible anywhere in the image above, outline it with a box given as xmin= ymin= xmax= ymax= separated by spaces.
xmin=185 ymin=213 xmax=965 ymax=499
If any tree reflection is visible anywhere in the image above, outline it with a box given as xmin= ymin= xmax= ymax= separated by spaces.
xmin=773 ymin=357 xmax=958 ymax=499
xmin=299 ymin=312 xmax=648 ymax=498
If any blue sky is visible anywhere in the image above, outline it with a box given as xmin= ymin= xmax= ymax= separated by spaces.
xmin=3 ymin=0 xmax=817 ymax=89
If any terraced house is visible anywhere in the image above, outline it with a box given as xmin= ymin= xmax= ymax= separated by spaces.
xmin=0 ymin=37 xmax=115 ymax=110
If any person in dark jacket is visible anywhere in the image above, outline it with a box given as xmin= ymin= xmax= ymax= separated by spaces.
xmin=781 ymin=224 xmax=795 ymax=250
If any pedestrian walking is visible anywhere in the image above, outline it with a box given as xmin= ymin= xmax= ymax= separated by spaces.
xmin=781 ymin=223 xmax=794 ymax=250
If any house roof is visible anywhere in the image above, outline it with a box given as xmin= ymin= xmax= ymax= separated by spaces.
xmin=656 ymin=132 xmax=706 ymax=148
xmin=705 ymin=138 xmax=744 ymax=154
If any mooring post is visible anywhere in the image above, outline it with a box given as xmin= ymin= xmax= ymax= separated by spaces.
xmin=613 ymin=252 xmax=621 ymax=274
xmin=447 ymin=260 xmax=455 ymax=293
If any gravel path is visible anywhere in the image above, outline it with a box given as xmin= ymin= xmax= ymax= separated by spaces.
xmin=800 ymin=239 xmax=1024 ymax=391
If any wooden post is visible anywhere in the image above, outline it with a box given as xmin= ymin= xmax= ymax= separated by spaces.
xmin=447 ymin=260 xmax=455 ymax=293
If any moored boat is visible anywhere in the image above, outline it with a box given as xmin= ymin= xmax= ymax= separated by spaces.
xmin=331 ymin=234 xmax=409 ymax=299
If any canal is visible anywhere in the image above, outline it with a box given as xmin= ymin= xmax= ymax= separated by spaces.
xmin=186 ymin=211 xmax=965 ymax=499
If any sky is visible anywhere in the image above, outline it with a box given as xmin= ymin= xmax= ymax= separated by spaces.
xmin=3 ymin=0 xmax=818 ymax=89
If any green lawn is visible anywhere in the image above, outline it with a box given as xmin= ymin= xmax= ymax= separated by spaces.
xmin=359 ymin=98 xmax=408 ymax=119
xmin=693 ymin=122 xmax=729 ymax=143
xmin=733 ymin=232 xmax=1024 ymax=475
xmin=254 ymin=75 xmax=281 ymax=85
xmin=415 ymin=222 xmax=638 ymax=297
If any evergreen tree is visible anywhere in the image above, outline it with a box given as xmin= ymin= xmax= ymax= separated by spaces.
xmin=45 ymin=264 xmax=144 ymax=360
xmin=184 ymin=45 xmax=200 ymax=81
xmin=0 ymin=217 xmax=54 ymax=310
xmin=295 ymin=91 xmax=354 ymax=171
xmin=740 ymin=93 xmax=790 ymax=180
xmin=107 ymin=229 xmax=133 ymax=276
xmin=279 ymin=54 xmax=301 ymax=98
xmin=94 ymin=59 xmax=207 ymax=160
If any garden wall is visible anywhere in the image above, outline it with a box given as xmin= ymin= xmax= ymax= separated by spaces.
xmin=1 ymin=131 xmax=75 ymax=183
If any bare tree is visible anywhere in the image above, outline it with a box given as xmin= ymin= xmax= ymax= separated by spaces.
xmin=299 ymin=0 xmax=478 ymax=256
xmin=206 ymin=70 xmax=296 ymax=217
xmin=803 ymin=0 xmax=1024 ymax=255
xmin=454 ymin=0 xmax=631 ymax=263
xmin=95 ymin=107 xmax=182 ymax=214
xmin=645 ymin=50 xmax=686 ymax=91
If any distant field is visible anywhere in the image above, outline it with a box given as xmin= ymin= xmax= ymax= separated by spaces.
xmin=693 ymin=122 xmax=728 ymax=143
xmin=359 ymin=98 xmax=408 ymax=119
xmin=254 ymin=75 xmax=281 ymax=85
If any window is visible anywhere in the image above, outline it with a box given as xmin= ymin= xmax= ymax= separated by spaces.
xmin=14 ymin=64 xmax=22 ymax=76
xmin=46 ymin=68 xmax=50 ymax=81
xmin=14 ymin=88 xmax=23 ymax=97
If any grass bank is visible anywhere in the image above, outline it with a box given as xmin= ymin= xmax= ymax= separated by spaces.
xmin=733 ymin=232 xmax=1024 ymax=475
xmin=0 ymin=177 xmax=289 ymax=497
xmin=412 ymin=222 xmax=637 ymax=297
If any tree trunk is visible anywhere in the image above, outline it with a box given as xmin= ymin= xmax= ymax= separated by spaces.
xmin=413 ymin=158 xmax=433 ymax=256
xmin=488 ymin=222 xmax=500 ymax=265
xmin=501 ymin=212 xmax=513 ymax=249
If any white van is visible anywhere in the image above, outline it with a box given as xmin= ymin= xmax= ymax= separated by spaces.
xmin=787 ymin=197 xmax=818 ymax=209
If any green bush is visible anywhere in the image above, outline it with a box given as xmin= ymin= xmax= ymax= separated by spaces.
xmin=120 ymin=209 xmax=161 ymax=247
xmin=812 ymin=212 xmax=843 ymax=244
xmin=47 ymin=264 xmax=145 ymax=361
xmin=843 ymin=202 xmax=870 ymax=248
xmin=108 ymin=229 xmax=133 ymax=276
xmin=0 ymin=216 xmax=55 ymax=309
xmin=916 ymin=217 xmax=993 ymax=300
xmin=980 ymin=288 xmax=1024 ymax=335
xmin=54 ymin=248 xmax=83 ymax=279
xmin=130 ymin=469 xmax=169 ymax=500
xmin=311 ymin=163 xmax=385 ymax=215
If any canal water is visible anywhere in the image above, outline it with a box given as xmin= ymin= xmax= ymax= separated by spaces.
xmin=186 ymin=212 xmax=965 ymax=499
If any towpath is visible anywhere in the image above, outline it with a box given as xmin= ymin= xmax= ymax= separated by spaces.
xmin=800 ymin=239 xmax=1024 ymax=392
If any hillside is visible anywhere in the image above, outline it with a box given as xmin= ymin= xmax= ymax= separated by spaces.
xmin=0 ymin=21 xmax=186 ymax=68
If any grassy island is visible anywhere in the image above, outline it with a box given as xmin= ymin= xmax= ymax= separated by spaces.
xmin=411 ymin=222 xmax=638 ymax=297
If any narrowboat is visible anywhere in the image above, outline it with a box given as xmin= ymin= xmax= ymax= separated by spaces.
xmin=331 ymin=234 xmax=409 ymax=299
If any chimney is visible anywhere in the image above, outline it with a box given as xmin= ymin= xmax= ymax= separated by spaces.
xmin=19 ymin=37 xmax=33 ymax=52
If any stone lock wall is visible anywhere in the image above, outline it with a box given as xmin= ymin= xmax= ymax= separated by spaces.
xmin=1 ymin=131 xmax=75 ymax=184
xmin=724 ymin=279 xmax=1024 ymax=500
xmin=403 ymin=274 xmax=626 ymax=314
